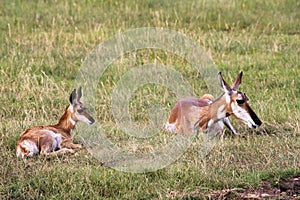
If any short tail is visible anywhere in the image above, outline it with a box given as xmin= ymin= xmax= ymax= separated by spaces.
xmin=165 ymin=102 xmax=180 ymax=133
xmin=16 ymin=145 xmax=22 ymax=158
xmin=165 ymin=121 xmax=177 ymax=133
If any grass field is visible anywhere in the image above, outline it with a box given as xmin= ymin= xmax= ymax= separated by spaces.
xmin=1 ymin=0 xmax=299 ymax=199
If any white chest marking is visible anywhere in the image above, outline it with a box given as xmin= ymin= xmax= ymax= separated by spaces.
xmin=69 ymin=117 xmax=76 ymax=126
xmin=217 ymin=105 xmax=226 ymax=119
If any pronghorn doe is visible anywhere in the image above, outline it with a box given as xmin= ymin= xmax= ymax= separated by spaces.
xmin=165 ymin=72 xmax=262 ymax=136
xmin=16 ymin=87 xmax=95 ymax=158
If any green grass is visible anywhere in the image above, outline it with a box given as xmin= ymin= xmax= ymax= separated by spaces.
xmin=1 ymin=0 xmax=299 ymax=199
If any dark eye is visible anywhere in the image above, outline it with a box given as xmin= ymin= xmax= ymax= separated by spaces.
xmin=236 ymin=99 xmax=245 ymax=105
xmin=77 ymin=109 xmax=84 ymax=113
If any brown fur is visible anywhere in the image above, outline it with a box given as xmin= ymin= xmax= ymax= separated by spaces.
xmin=165 ymin=72 xmax=262 ymax=135
xmin=166 ymin=94 xmax=230 ymax=134
xmin=16 ymin=87 xmax=94 ymax=157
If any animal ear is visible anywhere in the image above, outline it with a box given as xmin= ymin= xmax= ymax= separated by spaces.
xmin=232 ymin=71 xmax=243 ymax=91
xmin=69 ymin=89 xmax=77 ymax=104
xmin=77 ymin=86 xmax=82 ymax=101
xmin=218 ymin=72 xmax=232 ymax=94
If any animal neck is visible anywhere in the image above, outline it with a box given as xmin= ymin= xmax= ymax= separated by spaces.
xmin=55 ymin=105 xmax=76 ymax=135
xmin=206 ymin=94 xmax=231 ymax=128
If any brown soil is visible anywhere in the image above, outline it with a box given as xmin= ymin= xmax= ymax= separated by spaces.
xmin=210 ymin=174 xmax=300 ymax=200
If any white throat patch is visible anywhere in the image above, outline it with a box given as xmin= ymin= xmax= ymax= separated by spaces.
xmin=69 ymin=117 xmax=76 ymax=126
xmin=217 ymin=104 xmax=226 ymax=119
xmin=69 ymin=104 xmax=74 ymax=113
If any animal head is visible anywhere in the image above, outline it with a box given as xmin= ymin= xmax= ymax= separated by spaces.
xmin=69 ymin=87 xmax=95 ymax=125
xmin=218 ymin=72 xmax=262 ymax=128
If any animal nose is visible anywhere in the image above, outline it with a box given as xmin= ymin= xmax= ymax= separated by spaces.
xmin=252 ymin=122 xmax=262 ymax=129
xmin=257 ymin=120 xmax=262 ymax=127
xmin=89 ymin=117 xmax=95 ymax=124
xmin=254 ymin=119 xmax=262 ymax=128
xmin=252 ymin=124 xmax=258 ymax=129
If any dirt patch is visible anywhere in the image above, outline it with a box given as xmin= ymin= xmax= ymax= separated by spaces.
xmin=210 ymin=174 xmax=300 ymax=199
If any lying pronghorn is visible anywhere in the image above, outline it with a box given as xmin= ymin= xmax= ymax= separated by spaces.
xmin=165 ymin=72 xmax=262 ymax=136
xmin=16 ymin=87 xmax=95 ymax=158
xmin=165 ymin=93 xmax=237 ymax=136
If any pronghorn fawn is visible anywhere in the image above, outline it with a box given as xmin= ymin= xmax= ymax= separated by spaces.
xmin=165 ymin=72 xmax=262 ymax=136
xmin=16 ymin=87 xmax=95 ymax=158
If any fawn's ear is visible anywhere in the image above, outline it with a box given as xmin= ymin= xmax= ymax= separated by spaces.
xmin=77 ymin=86 xmax=82 ymax=101
xmin=218 ymin=72 xmax=232 ymax=94
xmin=232 ymin=71 xmax=243 ymax=91
xmin=69 ymin=89 xmax=77 ymax=104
